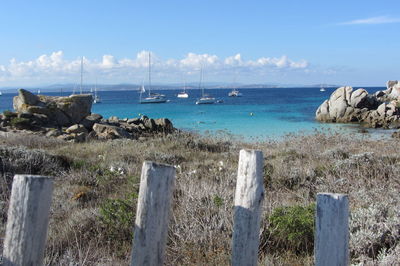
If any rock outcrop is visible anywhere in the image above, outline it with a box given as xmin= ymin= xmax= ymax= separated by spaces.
xmin=0 ymin=89 xmax=176 ymax=142
xmin=316 ymin=82 xmax=400 ymax=129
xmin=13 ymin=89 xmax=92 ymax=126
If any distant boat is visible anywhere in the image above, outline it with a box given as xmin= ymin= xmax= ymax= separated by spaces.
xmin=93 ymin=87 xmax=101 ymax=104
xmin=37 ymin=89 xmax=41 ymax=94
xmin=320 ymin=85 xmax=326 ymax=92
xmin=140 ymin=52 xmax=167 ymax=104
xmin=0 ymin=91 xmax=2 ymax=96
xmin=228 ymin=89 xmax=242 ymax=97
xmin=177 ymin=81 xmax=189 ymax=98
xmin=196 ymin=67 xmax=215 ymax=105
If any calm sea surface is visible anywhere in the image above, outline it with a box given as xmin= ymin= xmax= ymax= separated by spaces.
xmin=0 ymin=87 xmax=390 ymax=141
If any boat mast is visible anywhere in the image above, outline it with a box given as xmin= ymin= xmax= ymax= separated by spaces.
xmin=80 ymin=57 xmax=83 ymax=94
xmin=148 ymin=52 xmax=151 ymax=97
xmin=199 ymin=66 xmax=204 ymax=97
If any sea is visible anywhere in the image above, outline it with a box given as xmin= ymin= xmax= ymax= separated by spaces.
xmin=0 ymin=87 xmax=393 ymax=141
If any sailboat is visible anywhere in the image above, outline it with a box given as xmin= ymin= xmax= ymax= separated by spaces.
xmin=320 ymin=84 xmax=326 ymax=92
xmin=195 ymin=67 xmax=215 ymax=105
xmin=177 ymin=81 xmax=189 ymax=98
xmin=93 ymin=87 xmax=101 ymax=103
xmin=93 ymin=79 xmax=101 ymax=103
xmin=0 ymin=91 xmax=3 ymax=96
xmin=140 ymin=52 xmax=167 ymax=104
xmin=228 ymin=88 xmax=242 ymax=97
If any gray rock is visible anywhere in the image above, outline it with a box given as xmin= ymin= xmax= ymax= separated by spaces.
xmin=385 ymin=80 xmax=400 ymax=99
xmin=56 ymin=94 xmax=93 ymax=124
xmin=13 ymin=89 xmax=92 ymax=126
xmin=73 ymin=132 xmax=87 ymax=142
xmin=108 ymin=116 xmax=119 ymax=123
xmin=92 ymin=123 xmax=131 ymax=139
xmin=12 ymin=89 xmax=39 ymax=111
xmin=46 ymin=129 xmax=62 ymax=137
xmin=315 ymin=100 xmax=330 ymax=122
xmin=349 ymin=88 xmax=368 ymax=108
xmin=66 ymin=124 xmax=88 ymax=134
xmin=52 ymin=108 xmax=71 ymax=126
xmin=127 ymin=118 xmax=141 ymax=125
xmin=376 ymin=103 xmax=387 ymax=117
xmin=392 ymin=130 xmax=400 ymax=138
xmin=57 ymin=134 xmax=75 ymax=141
xmin=316 ymin=85 xmax=399 ymax=128
xmin=18 ymin=112 xmax=33 ymax=119
xmin=81 ymin=113 xmax=103 ymax=129
xmin=154 ymin=118 xmax=174 ymax=132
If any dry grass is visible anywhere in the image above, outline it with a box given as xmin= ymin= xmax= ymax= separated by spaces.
xmin=0 ymin=130 xmax=399 ymax=265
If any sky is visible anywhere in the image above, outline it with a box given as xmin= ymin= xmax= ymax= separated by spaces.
xmin=0 ymin=0 xmax=399 ymax=87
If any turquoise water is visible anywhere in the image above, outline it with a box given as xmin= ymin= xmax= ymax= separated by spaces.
xmin=0 ymin=87 xmax=387 ymax=140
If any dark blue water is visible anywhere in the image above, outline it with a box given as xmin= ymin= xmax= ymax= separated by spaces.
xmin=0 ymin=87 xmax=385 ymax=140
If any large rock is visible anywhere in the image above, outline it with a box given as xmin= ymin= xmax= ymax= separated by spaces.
xmin=386 ymin=80 xmax=400 ymax=98
xmin=92 ymin=123 xmax=131 ymax=139
xmin=316 ymin=84 xmax=400 ymax=128
xmin=81 ymin=113 xmax=103 ymax=129
xmin=154 ymin=118 xmax=174 ymax=133
xmin=349 ymin=88 xmax=369 ymax=108
xmin=13 ymin=89 xmax=92 ymax=126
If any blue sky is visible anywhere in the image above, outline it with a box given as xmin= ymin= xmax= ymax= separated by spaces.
xmin=0 ymin=0 xmax=399 ymax=87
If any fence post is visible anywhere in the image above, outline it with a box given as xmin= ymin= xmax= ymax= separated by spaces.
xmin=315 ymin=193 xmax=349 ymax=266
xmin=130 ymin=161 xmax=176 ymax=266
xmin=232 ymin=149 xmax=264 ymax=266
xmin=3 ymin=175 xmax=54 ymax=266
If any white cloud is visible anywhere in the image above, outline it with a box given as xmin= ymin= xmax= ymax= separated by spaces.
xmin=339 ymin=16 xmax=400 ymax=25
xmin=180 ymin=53 xmax=219 ymax=67
xmin=0 ymin=51 xmax=309 ymax=85
xmin=101 ymin=55 xmax=116 ymax=68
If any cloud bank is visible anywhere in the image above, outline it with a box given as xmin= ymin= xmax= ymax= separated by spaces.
xmin=0 ymin=50 xmax=309 ymax=85
xmin=339 ymin=16 xmax=400 ymax=25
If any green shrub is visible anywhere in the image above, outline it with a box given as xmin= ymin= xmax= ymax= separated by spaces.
xmin=268 ymin=204 xmax=315 ymax=254
xmin=70 ymin=159 xmax=87 ymax=169
xmin=3 ymin=110 xmax=17 ymax=119
xmin=10 ymin=117 xmax=31 ymax=129
xmin=99 ymin=194 xmax=137 ymax=241
xmin=213 ymin=195 xmax=223 ymax=207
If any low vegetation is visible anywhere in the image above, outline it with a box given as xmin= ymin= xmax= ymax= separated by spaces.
xmin=0 ymin=130 xmax=399 ymax=265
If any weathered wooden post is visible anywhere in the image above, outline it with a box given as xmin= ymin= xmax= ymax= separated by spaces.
xmin=3 ymin=175 xmax=54 ymax=266
xmin=315 ymin=193 xmax=349 ymax=266
xmin=232 ymin=149 xmax=264 ymax=266
xmin=130 ymin=161 xmax=176 ymax=266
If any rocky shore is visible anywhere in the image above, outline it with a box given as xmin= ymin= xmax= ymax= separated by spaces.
xmin=0 ymin=89 xmax=175 ymax=142
xmin=316 ymin=80 xmax=400 ymax=131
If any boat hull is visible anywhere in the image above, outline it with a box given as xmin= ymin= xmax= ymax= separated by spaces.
xmin=228 ymin=90 xmax=242 ymax=97
xmin=196 ymin=97 xmax=215 ymax=104
xmin=177 ymin=93 xmax=189 ymax=98
xmin=140 ymin=97 xmax=167 ymax=104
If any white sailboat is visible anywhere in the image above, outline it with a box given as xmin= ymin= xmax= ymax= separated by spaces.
xmin=196 ymin=67 xmax=215 ymax=105
xmin=320 ymin=84 xmax=326 ymax=92
xmin=93 ymin=79 xmax=101 ymax=103
xmin=93 ymin=88 xmax=101 ymax=103
xmin=228 ymin=89 xmax=242 ymax=97
xmin=177 ymin=80 xmax=189 ymax=98
xmin=140 ymin=52 xmax=167 ymax=104
xmin=0 ymin=91 xmax=3 ymax=96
